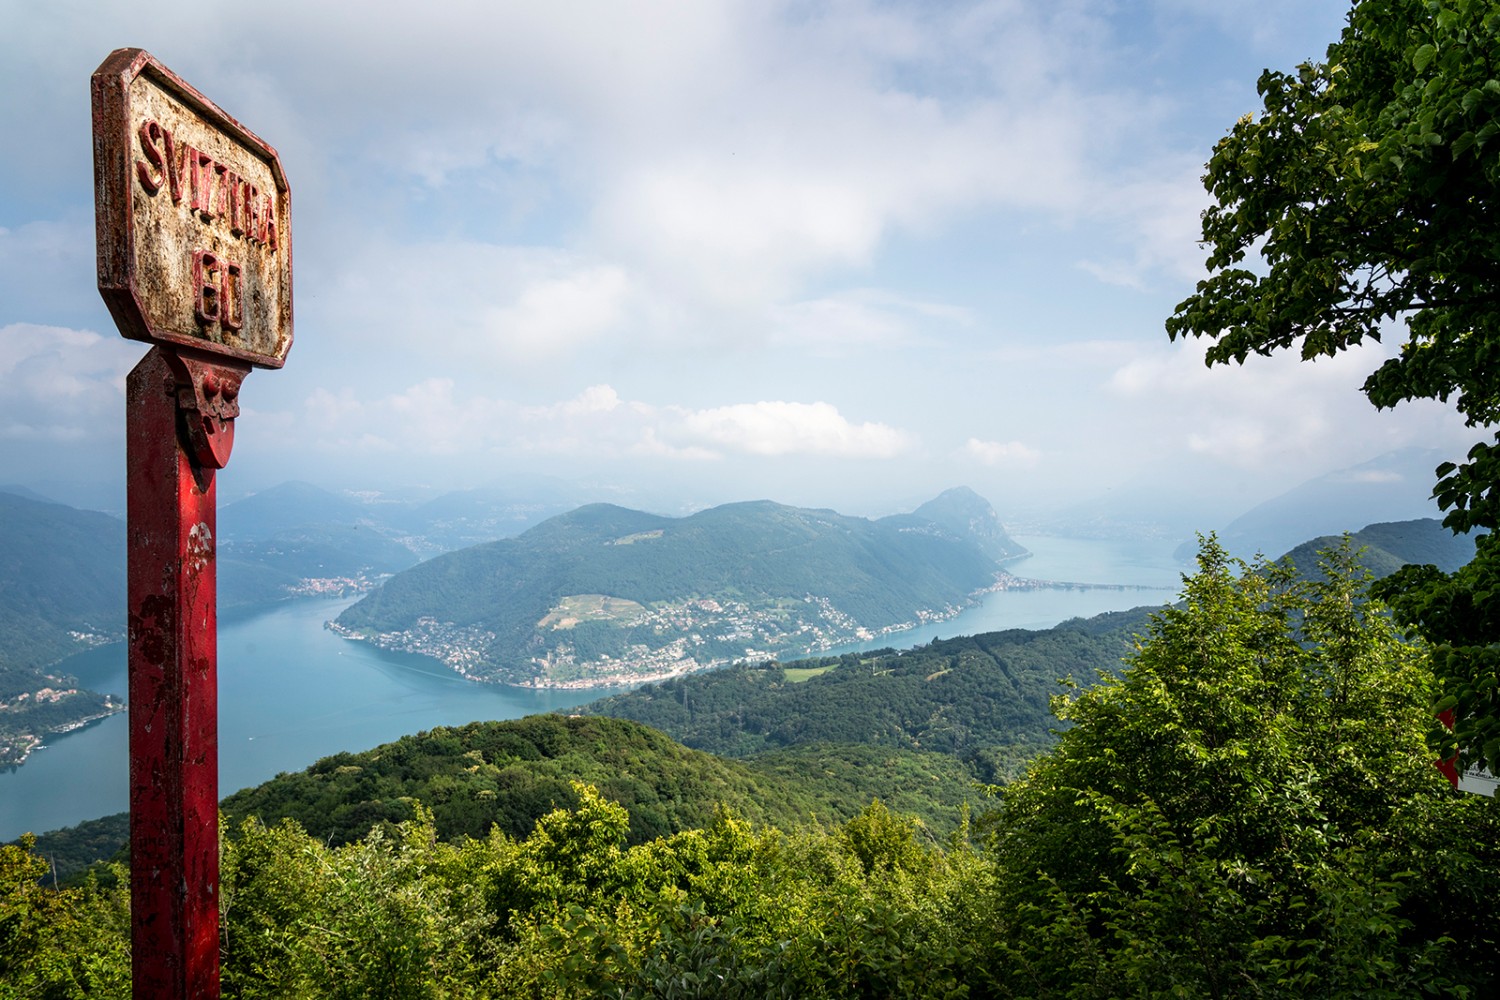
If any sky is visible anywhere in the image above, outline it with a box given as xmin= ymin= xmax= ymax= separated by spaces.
xmin=0 ymin=0 xmax=1478 ymax=530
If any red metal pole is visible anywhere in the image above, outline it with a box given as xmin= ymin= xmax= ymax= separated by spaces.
xmin=126 ymin=347 xmax=222 ymax=1000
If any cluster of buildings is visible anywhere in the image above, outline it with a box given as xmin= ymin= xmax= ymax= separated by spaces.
xmin=334 ymin=590 xmax=973 ymax=690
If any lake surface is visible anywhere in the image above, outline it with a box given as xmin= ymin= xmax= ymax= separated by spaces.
xmin=821 ymin=533 xmax=1185 ymax=655
xmin=0 ymin=533 xmax=1187 ymax=841
xmin=0 ymin=599 xmax=590 ymax=840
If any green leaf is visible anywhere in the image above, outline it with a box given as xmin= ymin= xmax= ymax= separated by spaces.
xmin=1413 ymin=43 xmax=1438 ymax=73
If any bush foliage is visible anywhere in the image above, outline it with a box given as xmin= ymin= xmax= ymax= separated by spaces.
xmin=5 ymin=538 xmax=1498 ymax=997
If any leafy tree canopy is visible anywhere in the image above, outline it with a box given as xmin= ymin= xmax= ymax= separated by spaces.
xmin=983 ymin=537 xmax=1500 ymax=996
xmin=8 ymin=538 xmax=1498 ymax=998
xmin=1166 ymin=0 xmax=1500 ymax=771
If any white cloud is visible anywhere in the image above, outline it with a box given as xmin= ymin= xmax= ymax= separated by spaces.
xmin=480 ymin=266 xmax=632 ymax=362
xmin=1108 ymin=337 xmax=1473 ymax=472
xmin=0 ymin=323 xmax=138 ymax=446
xmin=769 ymin=290 xmax=972 ymax=355
xmin=668 ymin=400 xmax=916 ymax=458
xmin=321 ymin=241 xmax=635 ymax=369
xmin=963 ymin=438 xmax=1041 ymax=469
xmin=276 ymin=382 xmax=913 ymax=464
xmin=528 ymin=384 xmax=624 ymax=419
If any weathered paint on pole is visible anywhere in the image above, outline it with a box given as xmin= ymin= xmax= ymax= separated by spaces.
xmin=125 ymin=348 xmax=230 ymax=999
xmin=94 ymin=47 xmax=292 ymax=999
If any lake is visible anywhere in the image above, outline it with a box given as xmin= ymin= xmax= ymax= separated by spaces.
xmin=0 ymin=599 xmax=590 ymax=841
xmin=827 ymin=532 xmax=1184 ymax=652
xmin=0 ymin=532 xmax=1187 ymax=841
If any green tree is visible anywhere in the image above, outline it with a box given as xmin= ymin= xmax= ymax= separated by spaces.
xmin=982 ymin=538 xmax=1500 ymax=997
xmin=0 ymin=836 xmax=129 ymax=998
xmin=1165 ymin=0 xmax=1500 ymax=772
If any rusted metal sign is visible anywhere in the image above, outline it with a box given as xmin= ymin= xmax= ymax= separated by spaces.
xmin=93 ymin=47 xmax=292 ymax=368
xmin=92 ymin=47 xmax=293 ymax=1000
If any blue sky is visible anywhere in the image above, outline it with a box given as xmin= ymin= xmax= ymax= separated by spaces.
xmin=0 ymin=0 xmax=1474 ymax=527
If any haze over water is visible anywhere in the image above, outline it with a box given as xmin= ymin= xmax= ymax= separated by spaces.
xmin=0 ymin=534 xmax=1185 ymax=841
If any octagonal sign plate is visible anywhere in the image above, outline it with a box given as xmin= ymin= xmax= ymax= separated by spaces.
xmin=93 ymin=48 xmax=292 ymax=368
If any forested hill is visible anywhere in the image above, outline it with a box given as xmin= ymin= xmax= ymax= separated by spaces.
xmin=0 ymin=491 xmax=124 ymax=671
xmin=580 ymin=606 xmax=1153 ymax=781
xmin=0 ymin=492 xmax=126 ymax=766
xmin=26 ymin=605 xmax=1146 ymax=879
xmin=1279 ymin=517 xmax=1478 ymax=579
xmin=215 ymin=714 xmax=982 ymax=850
xmin=912 ymin=485 xmax=1029 ymax=561
xmin=334 ymin=491 xmax=1016 ymax=686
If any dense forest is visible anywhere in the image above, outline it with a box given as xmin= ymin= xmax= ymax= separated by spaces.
xmin=5 ymin=539 xmax=1499 ymax=997
xmin=217 ymin=715 xmax=984 ymax=850
xmin=581 ymin=607 xmax=1149 ymax=780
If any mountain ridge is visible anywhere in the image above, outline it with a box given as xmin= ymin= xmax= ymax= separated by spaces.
xmin=334 ymin=490 xmax=1022 ymax=686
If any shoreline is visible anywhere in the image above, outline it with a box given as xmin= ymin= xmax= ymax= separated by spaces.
xmin=0 ymin=704 xmax=127 ymax=772
xmin=327 ymin=570 xmax=1169 ymax=691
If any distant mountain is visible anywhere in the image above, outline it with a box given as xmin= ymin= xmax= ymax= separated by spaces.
xmin=220 ymin=522 xmax=419 ymax=603
xmin=216 ymin=480 xmax=595 ymax=596
xmin=0 ymin=492 xmax=124 ymax=671
xmin=218 ymin=482 xmax=420 ymax=604
xmin=0 ymin=485 xmax=58 ymax=505
xmin=334 ymin=491 xmax=1013 ymax=686
xmin=1278 ymin=518 xmax=1478 ymax=579
xmin=394 ymin=482 xmax=584 ymax=557
xmin=0 ymin=492 xmax=126 ymax=766
xmin=1182 ymin=448 xmax=1448 ymax=561
xmin=219 ymin=481 xmax=377 ymax=541
xmin=911 ymin=486 xmax=1029 ymax=561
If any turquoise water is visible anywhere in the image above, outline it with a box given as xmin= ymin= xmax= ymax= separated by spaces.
xmin=823 ymin=533 xmax=1184 ymax=654
xmin=0 ymin=597 xmax=590 ymax=840
xmin=0 ymin=533 xmax=1187 ymax=840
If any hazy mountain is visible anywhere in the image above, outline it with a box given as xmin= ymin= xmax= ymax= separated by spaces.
xmin=215 ymin=482 xmax=419 ymax=603
xmin=395 ymin=485 xmax=581 ymax=556
xmin=0 ymin=485 xmax=58 ymax=505
xmin=911 ymin=486 xmax=1030 ymax=561
xmin=218 ymin=479 xmax=588 ymax=575
xmin=1186 ymin=448 xmax=1447 ymax=560
xmin=334 ymin=492 xmax=1012 ymax=686
xmin=219 ymin=521 xmax=418 ymax=598
xmin=0 ymin=492 xmax=124 ymax=671
xmin=219 ymin=481 xmax=381 ymax=542
xmin=1279 ymin=518 xmax=1478 ymax=579
xmin=0 ymin=492 xmax=126 ymax=766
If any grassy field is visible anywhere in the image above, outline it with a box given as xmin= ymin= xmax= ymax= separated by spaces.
xmin=782 ymin=664 xmax=835 ymax=683
xmin=538 ymin=594 xmax=649 ymax=629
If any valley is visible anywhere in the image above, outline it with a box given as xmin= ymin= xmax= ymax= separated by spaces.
xmin=0 ymin=530 xmax=1176 ymax=842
